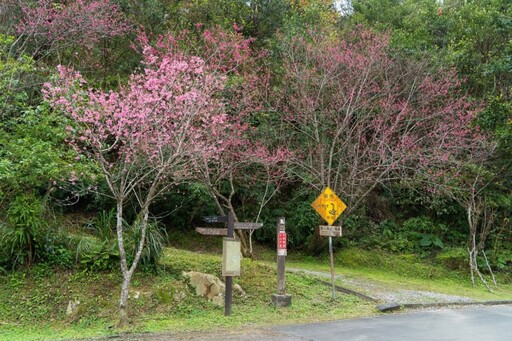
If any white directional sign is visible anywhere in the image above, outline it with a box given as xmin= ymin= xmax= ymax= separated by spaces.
xmin=319 ymin=225 xmax=342 ymax=237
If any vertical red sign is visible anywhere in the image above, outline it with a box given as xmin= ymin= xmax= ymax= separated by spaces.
xmin=278 ymin=231 xmax=287 ymax=250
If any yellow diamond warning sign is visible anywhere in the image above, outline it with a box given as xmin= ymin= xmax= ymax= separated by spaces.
xmin=311 ymin=187 xmax=347 ymax=226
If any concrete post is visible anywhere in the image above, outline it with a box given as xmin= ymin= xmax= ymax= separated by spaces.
xmin=272 ymin=217 xmax=291 ymax=307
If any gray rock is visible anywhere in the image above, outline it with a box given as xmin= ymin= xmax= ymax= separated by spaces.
xmin=66 ymin=299 xmax=80 ymax=315
xmin=184 ymin=271 xmax=245 ymax=307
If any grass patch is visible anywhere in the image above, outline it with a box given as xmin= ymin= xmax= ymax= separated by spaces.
xmin=0 ymin=247 xmax=375 ymax=340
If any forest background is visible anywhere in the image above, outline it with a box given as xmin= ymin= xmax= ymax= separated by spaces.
xmin=0 ymin=0 xmax=511 ymax=329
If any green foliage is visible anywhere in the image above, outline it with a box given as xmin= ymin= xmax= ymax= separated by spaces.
xmin=0 ymin=40 xmax=98 ymax=269
xmin=2 ymin=105 xmax=79 ymax=193
xmin=71 ymin=234 xmax=118 ymax=271
xmin=351 ymin=0 xmax=451 ymax=53
xmin=0 ymin=35 xmax=40 ymax=121
xmin=376 ymin=186 xmax=468 ymax=249
xmin=38 ymin=232 xmax=74 ymax=268
xmin=0 ymin=32 xmax=99 ymax=204
xmin=0 ymin=102 xmax=99 ymax=269
xmin=90 ymin=209 xmax=117 ymax=242
xmin=0 ymin=194 xmax=46 ymax=268
xmin=377 ymin=220 xmax=417 ymax=253
xmin=489 ymin=249 xmax=512 ymax=271
xmin=350 ymin=0 xmax=512 ymax=97
xmin=70 ymin=210 xmax=167 ymax=271
xmin=0 ymin=194 xmax=75 ymax=269
xmin=283 ymin=0 xmax=338 ymax=37
xmin=128 ymin=218 xmax=167 ymax=267
xmin=277 ymin=201 xmax=318 ymax=248
xmin=69 ymin=212 xmax=118 ymax=271
xmin=403 ymin=217 xmax=446 ymax=249
xmin=254 ymin=188 xmax=319 ymax=250
xmin=153 ymin=183 xmax=217 ymax=230
xmin=435 ymin=248 xmax=467 ymax=271
xmin=443 ymin=0 xmax=512 ymax=96
xmin=478 ymin=98 xmax=512 ymax=147
xmin=347 ymin=215 xmax=450 ymax=255
xmin=121 ymin=0 xmax=180 ymax=35
xmin=143 ymin=0 xmax=289 ymax=46
xmin=6 ymin=194 xmax=45 ymax=232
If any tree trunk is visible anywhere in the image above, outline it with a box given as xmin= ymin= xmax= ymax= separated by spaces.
xmin=466 ymin=204 xmax=492 ymax=292
xmin=118 ymin=272 xmax=132 ymax=328
xmin=236 ymin=229 xmax=251 ymax=258
xmin=482 ymin=250 xmax=498 ymax=288
xmin=116 ymin=199 xmax=132 ymax=327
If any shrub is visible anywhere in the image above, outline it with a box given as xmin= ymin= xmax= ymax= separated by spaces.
xmin=436 ymin=248 xmax=467 ymax=271
xmin=0 ymin=194 xmax=46 ymax=268
xmin=127 ymin=219 xmax=167 ymax=267
xmin=402 ymin=216 xmax=447 ymax=250
xmin=70 ymin=210 xmax=167 ymax=271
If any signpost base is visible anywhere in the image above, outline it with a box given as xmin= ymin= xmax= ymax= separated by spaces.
xmin=271 ymin=294 xmax=292 ymax=307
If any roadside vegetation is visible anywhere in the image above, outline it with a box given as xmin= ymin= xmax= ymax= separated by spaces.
xmin=2 ymin=237 xmax=512 ymax=341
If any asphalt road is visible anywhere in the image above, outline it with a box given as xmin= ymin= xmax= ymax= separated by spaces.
xmin=273 ymin=305 xmax=512 ymax=341
xmin=159 ymin=305 xmax=512 ymax=341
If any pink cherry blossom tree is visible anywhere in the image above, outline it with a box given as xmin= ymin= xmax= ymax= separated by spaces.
xmin=191 ymin=26 xmax=291 ymax=256
xmin=13 ymin=0 xmax=132 ymax=61
xmin=195 ymin=135 xmax=291 ymax=256
xmin=275 ymin=28 xmax=499 ymax=286
xmin=146 ymin=25 xmax=291 ymax=256
xmin=44 ymin=38 xmax=234 ymax=326
xmin=274 ymin=28 xmax=486 ymax=221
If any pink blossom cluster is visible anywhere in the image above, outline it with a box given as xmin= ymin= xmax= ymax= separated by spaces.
xmin=16 ymin=0 xmax=132 ymax=49
xmin=43 ymin=42 xmax=232 ymax=177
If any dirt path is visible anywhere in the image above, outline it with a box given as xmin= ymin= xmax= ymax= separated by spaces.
xmin=287 ymin=268 xmax=476 ymax=304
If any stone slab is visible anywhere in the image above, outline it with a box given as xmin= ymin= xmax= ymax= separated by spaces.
xmin=377 ymin=302 xmax=401 ymax=312
xmin=272 ymin=294 xmax=292 ymax=308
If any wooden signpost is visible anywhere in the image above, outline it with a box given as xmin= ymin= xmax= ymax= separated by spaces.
xmin=196 ymin=214 xmax=263 ymax=316
xmin=195 ymin=227 xmax=228 ymax=236
xmin=195 ymin=223 xmax=263 ymax=236
xmin=311 ymin=187 xmax=347 ymax=299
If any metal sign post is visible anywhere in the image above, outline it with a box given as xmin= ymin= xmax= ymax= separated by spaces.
xmin=328 ymin=236 xmax=335 ymax=299
xmin=319 ymin=225 xmax=343 ymax=299
xmin=272 ymin=217 xmax=292 ymax=307
xmin=312 ymin=187 xmax=347 ymax=300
